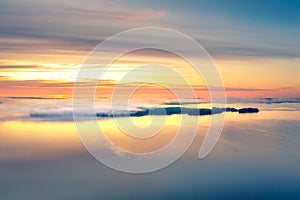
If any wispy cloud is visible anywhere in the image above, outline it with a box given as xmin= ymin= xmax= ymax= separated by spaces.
xmin=115 ymin=8 xmax=167 ymax=21
xmin=0 ymin=0 xmax=300 ymax=98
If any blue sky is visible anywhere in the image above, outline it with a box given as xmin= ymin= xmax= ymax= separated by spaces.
xmin=1 ymin=0 xmax=299 ymax=58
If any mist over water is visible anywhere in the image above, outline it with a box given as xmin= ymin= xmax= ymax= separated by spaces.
xmin=1 ymin=97 xmax=299 ymax=121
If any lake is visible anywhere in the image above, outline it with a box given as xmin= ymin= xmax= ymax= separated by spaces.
xmin=0 ymin=98 xmax=300 ymax=200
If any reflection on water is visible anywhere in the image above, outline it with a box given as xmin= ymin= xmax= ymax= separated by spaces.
xmin=99 ymin=115 xmax=184 ymax=153
xmin=0 ymin=102 xmax=300 ymax=199
xmin=0 ymin=121 xmax=80 ymax=161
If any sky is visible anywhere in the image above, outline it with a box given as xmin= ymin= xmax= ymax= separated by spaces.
xmin=0 ymin=0 xmax=300 ymax=98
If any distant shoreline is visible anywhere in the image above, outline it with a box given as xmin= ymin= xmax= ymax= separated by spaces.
xmin=29 ymin=107 xmax=259 ymax=120
xmin=96 ymin=107 xmax=259 ymax=118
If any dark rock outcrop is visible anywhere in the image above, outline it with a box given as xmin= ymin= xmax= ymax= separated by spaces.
xmin=96 ymin=107 xmax=259 ymax=118
xmin=238 ymin=108 xmax=259 ymax=113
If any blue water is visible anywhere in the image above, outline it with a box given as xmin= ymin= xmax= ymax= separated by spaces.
xmin=0 ymin=98 xmax=300 ymax=200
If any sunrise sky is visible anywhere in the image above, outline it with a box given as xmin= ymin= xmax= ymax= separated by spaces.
xmin=1 ymin=0 xmax=300 ymax=98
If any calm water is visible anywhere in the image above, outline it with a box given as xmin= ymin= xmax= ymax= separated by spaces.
xmin=0 ymin=98 xmax=300 ymax=200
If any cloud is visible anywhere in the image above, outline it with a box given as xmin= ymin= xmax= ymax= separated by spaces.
xmin=6 ymin=96 xmax=67 ymax=100
xmin=115 ymin=8 xmax=167 ymax=21
xmin=0 ymin=78 xmax=74 ymax=88
xmin=225 ymin=87 xmax=297 ymax=92
xmin=226 ymin=97 xmax=300 ymax=104
xmin=0 ymin=65 xmax=42 ymax=69
xmin=0 ymin=0 xmax=299 ymax=60
xmin=192 ymin=86 xmax=298 ymax=92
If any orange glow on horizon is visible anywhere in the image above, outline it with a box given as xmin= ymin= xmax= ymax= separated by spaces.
xmin=1 ymin=49 xmax=299 ymax=98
